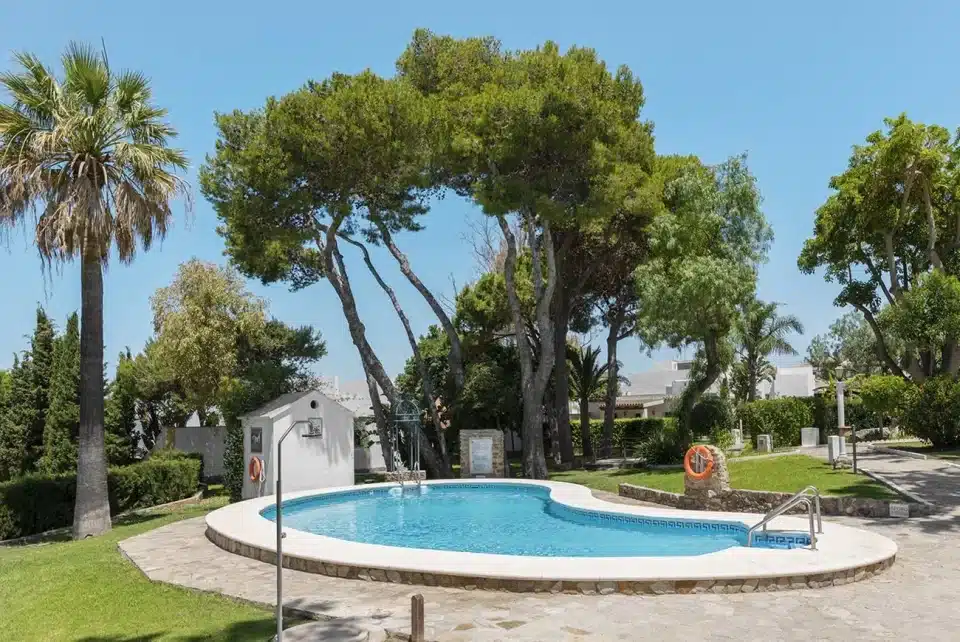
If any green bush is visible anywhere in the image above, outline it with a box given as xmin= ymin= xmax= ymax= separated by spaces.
xmin=571 ymin=417 xmax=676 ymax=456
xmin=901 ymin=376 xmax=960 ymax=448
xmin=690 ymin=394 xmax=733 ymax=447
xmin=0 ymin=456 xmax=201 ymax=541
xmin=635 ymin=423 xmax=685 ymax=465
xmin=737 ymin=397 xmax=813 ymax=448
xmin=149 ymin=448 xmax=205 ymax=482
xmin=859 ymin=375 xmax=908 ymax=421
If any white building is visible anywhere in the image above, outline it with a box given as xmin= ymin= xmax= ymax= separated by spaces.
xmin=240 ymin=389 xmax=355 ymax=500
xmin=590 ymin=359 xmax=819 ymax=419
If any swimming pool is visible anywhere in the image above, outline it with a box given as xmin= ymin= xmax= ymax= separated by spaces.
xmin=205 ymin=479 xmax=899 ymax=595
xmin=261 ymin=483 xmax=806 ymax=557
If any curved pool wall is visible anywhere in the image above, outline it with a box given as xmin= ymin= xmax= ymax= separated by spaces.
xmin=258 ymin=483 xmax=811 ymax=557
xmin=205 ymin=479 xmax=898 ymax=595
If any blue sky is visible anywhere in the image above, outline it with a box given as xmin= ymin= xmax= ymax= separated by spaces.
xmin=1 ymin=0 xmax=958 ymax=381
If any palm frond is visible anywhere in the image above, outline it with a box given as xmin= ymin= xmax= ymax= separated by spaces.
xmin=0 ymin=43 xmax=190 ymax=264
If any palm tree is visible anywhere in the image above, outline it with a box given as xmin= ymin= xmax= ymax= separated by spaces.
xmin=734 ymin=300 xmax=804 ymax=402
xmin=567 ymin=344 xmax=610 ymax=460
xmin=0 ymin=44 xmax=188 ymax=538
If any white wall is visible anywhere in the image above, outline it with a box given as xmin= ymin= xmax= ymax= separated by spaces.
xmin=242 ymin=390 xmax=355 ymax=499
xmin=242 ymin=417 xmax=272 ymax=500
xmin=355 ymin=436 xmax=386 ymax=472
xmin=154 ymin=425 xmax=226 ymax=479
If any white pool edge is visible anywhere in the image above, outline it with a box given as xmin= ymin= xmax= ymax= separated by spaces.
xmin=205 ymin=479 xmax=897 ymax=591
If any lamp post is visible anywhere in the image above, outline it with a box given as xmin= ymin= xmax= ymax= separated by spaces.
xmin=835 ymin=363 xmax=857 ymax=473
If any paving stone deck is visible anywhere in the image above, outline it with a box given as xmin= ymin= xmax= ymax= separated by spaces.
xmin=120 ymin=489 xmax=960 ymax=641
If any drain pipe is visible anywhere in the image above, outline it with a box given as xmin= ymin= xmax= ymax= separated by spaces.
xmin=276 ymin=420 xmax=310 ymax=642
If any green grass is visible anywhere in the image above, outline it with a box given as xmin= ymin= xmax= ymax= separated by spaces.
xmin=550 ymin=454 xmax=898 ymax=500
xmin=888 ymin=440 xmax=960 ymax=461
xmin=0 ymin=497 xmax=295 ymax=642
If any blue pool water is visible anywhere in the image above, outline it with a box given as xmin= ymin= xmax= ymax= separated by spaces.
xmin=262 ymin=484 xmax=808 ymax=557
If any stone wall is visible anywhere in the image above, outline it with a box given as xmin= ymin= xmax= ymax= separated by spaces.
xmin=619 ymin=483 xmax=934 ymax=518
xmin=459 ymin=429 xmax=505 ymax=478
xmin=206 ymin=525 xmax=895 ymax=594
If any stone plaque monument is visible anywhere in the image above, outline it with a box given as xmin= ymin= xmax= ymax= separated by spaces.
xmin=460 ymin=429 xmax=505 ymax=478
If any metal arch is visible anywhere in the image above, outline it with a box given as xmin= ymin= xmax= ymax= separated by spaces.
xmin=391 ymin=396 xmax=422 ymax=487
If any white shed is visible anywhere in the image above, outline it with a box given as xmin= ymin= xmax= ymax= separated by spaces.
xmin=240 ymin=389 xmax=355 ymax=500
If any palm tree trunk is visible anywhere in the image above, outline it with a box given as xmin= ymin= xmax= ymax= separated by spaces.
xmin=73 ymin=255 xmax=111 ymax=538
xmin=579 ymin=397 xmax=592 ymax=461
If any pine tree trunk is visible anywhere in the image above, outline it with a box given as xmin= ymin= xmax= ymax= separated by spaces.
xmin=579 ymin=397 xmax=592 ymax=461
xmin=601 ymin=317 xmax=621 ymax=458
xmin=552 ymin=290 xmax=574 ymax=463
xmin=73 ymin=255 xmax=111 ymax=538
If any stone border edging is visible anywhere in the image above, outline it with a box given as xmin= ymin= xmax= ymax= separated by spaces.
xmin=618 ymin=483 xmax=933 ymax=518
xmin=869 ymin=445 xmax=929 ymax=460
xmin=205 ymin=526 xmax=893 ymax=595
xmin=860 ymin=469 xmax=937 ymax=512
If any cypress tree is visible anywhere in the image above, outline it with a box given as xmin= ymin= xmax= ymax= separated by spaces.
xmin=0 ymin=355 xmax=33 ymax=480
xmin=40 ymin=313 xmax=80 ymax=474
xmin=26 ymin=307 xmax=55 ymax=469
xmin=105 ymin=349 xmax=138 ymax=465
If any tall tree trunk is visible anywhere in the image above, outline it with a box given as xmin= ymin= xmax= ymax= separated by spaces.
xmin=579 ymin=396 xmax=593 ymax=461
xmin=678 ymin=335 xmax=723 ymax=449
xmin=601 ymin=314 xmax=622 ymax=459
xmin=316 ymin=221 xmax=446 ymax=478
xmin=552 ymin=289 xmax=574 ymax=463
xmin=364 ymin=372 xmax=394 ymax=471
xmin=342 ymin=234 xmax=452 ymax=475
xmin=375 ymin=222 xmax=466 ymax=393
xmin=746 ymin=351 xmax=757 ymax=402
xmin=498 ymin=215 xmax=555 ymax=479
xmin=73 ymin=255 xmax=111 ymax=538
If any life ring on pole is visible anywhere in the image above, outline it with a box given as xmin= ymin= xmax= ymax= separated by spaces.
xmin=684 ymin=446 xmax=714 ymax=480
xmin=248 ymin=456 xmax=264 ymax=482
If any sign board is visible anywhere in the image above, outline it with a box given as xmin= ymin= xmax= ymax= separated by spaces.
xmin=469 ymin=437 xmax=494 ymax=475
xmin=889 ymin=502 xmax=910 ymax=518
xmin=250 ymin=427 xmax=263 ymax=453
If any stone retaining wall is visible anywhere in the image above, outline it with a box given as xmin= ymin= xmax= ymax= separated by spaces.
xmin=619 ymin=484 xmax=933 ymax=517
xmin=205 ymin=525 xmax=894 ymax=595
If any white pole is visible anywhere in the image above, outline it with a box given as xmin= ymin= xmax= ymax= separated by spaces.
xmin=836 ymin=381 xmax=846 ymax=431
xmin=275 ymin=420 xmax=308 ymax=642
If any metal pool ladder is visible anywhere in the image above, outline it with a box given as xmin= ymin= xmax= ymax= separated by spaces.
xmin=747 ymin=486 xmax=823 ymax=551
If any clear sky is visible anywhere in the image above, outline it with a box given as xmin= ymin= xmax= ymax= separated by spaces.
xmin=1 ymin=0 xmax=959 ymax=382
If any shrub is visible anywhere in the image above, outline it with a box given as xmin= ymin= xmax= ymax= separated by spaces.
xmin=737 ymin=397 xmax=813 ymax=447
xmin=571 ymin=417 xmax=676 ymax=456
xmin=859 ymin=375 xmax=908 ymax=422
xmin=635 ymin=423 xmax=685 ymax=465
xmin=690 ymin=394 xmax=733 ymax=448
xmin=223 ymin=423 xmax=244 ymax=501
xmin=0 ymin=456 xmax=201 ymax=541
xmin=149 ymin=448 xmax=205 ymax=482
xmin=901 ymin=376 xmax=960 ymax=448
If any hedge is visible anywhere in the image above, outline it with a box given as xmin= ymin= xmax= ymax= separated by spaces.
xmin=0 ymin=455 xmax=201 ymax=541
xmin=901 ymin=376 xmax=960 ymax=448
xmin=737 ymin=397 xmax=813 ymax=448
xmin=571 ymin=417 xmax=676 ymax=456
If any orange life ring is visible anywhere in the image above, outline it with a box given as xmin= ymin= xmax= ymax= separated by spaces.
xmin=248 ymin=456 xmax=263 ymax=482
xmin=684 ymin=446 xmax=714 ymax=480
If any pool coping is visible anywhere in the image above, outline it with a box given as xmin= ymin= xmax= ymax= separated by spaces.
xmin=205 ymin=479 xmax=897 ymax=595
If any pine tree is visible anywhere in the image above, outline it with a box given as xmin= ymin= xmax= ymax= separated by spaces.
xmin=105 ymin=349 xmax=138 ymax=465
xmin=0 ymin=355 xmax=33 ymax=480
xmin=40 ymin=313 xmax=80 ymax=474
xmin=26 ymin=307 xmax=55 ymax=469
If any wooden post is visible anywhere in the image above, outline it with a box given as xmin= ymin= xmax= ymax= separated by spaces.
xmin=411 ymin=594 xmax=425 ymax=642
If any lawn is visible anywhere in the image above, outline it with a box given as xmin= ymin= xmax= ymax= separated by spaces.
xmin=888 ymin=440 xmax=960 ymax=461
xmin=550 ymin=454 xmax=898 ymax=500
xmin=0 ymin=496 xmax=294 ymax=642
